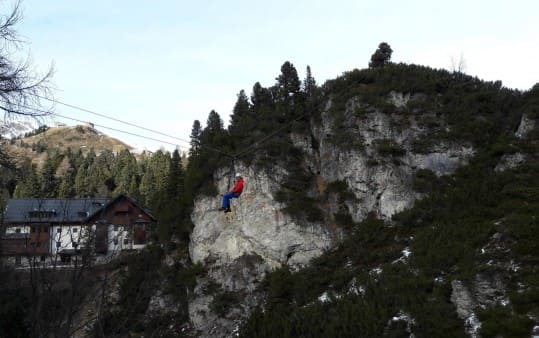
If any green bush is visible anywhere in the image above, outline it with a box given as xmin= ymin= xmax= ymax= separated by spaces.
xmin=376 ymin=139 xmax=406 ymax=157
xmin=478 ymin=305 xmax=534 ymax=338
xmin=210 ymin=291 xmax=240 ymax=317
xmin=412 ymin=168 xmax=438 ymax=193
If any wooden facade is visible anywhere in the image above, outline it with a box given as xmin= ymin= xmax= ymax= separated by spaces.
xmin=1 ymin=195 xmax=155 ymax=261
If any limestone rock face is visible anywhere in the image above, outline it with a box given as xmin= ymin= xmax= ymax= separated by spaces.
xmin=188 ymin=93 xmax=476 ymax=337
xmin=515 ymin=113 xmax=535 ymax=139
xmin=495 ymin=113 xmax=535 ymax=172
xmin=315 ymin=98 xmax=474 ymax=220
xmin=188 ymin=167 xmax=331 ymax=337
xmin=190 ymin=166 xmax=332 ymax=269
xmin=450 ymin=274 xmax=509 ymax=338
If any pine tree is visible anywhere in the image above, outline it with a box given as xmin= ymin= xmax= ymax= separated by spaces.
xmin=303 ymin=65 xmax=317 ymax=99
xmin=57 ymin=168 xmax=76 ymax=198
xmin=113 ymin=149 xmax=138 ymax=196
xmin=251 ymin=82 xmax=276 ymax=135
xmin=40 ymin=153 xmax=61 ymax=197
xmin=167 ymin=149 xmax=184 ymax=198
xmin=251 ymin=82 xmax=274 ymax=110
xmin=369 ymin=42 xmax=393 ymax=68
xmin=74 ymin=163 xmax=90 ymax=197
xmin=74 ymin=150 xmax=95 ymax=197
xmin=201 ymin=110 xmax=228 ymax=152
xmin=275 ymin=61 xmax=301 ymax=105
xmin=274 ymin=61 xmax=304 ymax=126
xmin=149 ymin=149 xmax=187 ymax=243
xmin=139 ymin=150 xmax=171 ymax=206
xmin=88 ymin=149 xmax=115 ymax=197
xmin=13 ymin=164 xmax=40 ymax=198
xmin=128 ymin=175 xmax=140 ymax=201
xmin=206 ymin=110 xmax=223 ymax=132
xmin=189 ymin=120 xmax=202 ymax=158
xmin=229 ymin=90 xmax=252 ymax=137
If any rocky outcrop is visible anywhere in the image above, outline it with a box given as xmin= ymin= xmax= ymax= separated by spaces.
xmin=188 ymin=93 xmax=476 ymax=337
xmin=190 ymin=166 xmax=332 ymax=269
xmin=189 ymin=166 xmax=332 ymax=337
xmin=495 ymin=113 xmax=535 ymax=172
xmin=188 ymin=254 xmax=268 ymax=337
xmin=314 ymin=96 xmax=473 ymax=220
xmin=515 ymin=114 xmax=535 ymax=139
xmin=451 ymin=280 xmax=481 ymax=338
xmin=451 ymin=274 xmax=510 ymax=338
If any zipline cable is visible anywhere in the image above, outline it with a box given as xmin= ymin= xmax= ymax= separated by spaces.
xmin=10 ymin=96 xmax=309 ymax=161
xmin=36 ymin=95 xmax=193 ymax=146
xmin=232 ymin=112 xmax=309 ymax=159
xmin=36 ymin=95 xmax=236 ymax=158
xmin=51 ymin=112 xmax=187 ymax=149
xmin=1 ymin=101 xmax=189 ymax=150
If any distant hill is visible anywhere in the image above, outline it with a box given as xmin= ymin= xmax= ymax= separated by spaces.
xmin=2 ymin=124 xmax=133 ymax=167
xmin=0 ymin=119 xmax=38 ymax=139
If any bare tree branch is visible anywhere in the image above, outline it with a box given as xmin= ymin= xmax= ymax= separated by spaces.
xmin=0 ymin=0 xmax=54 ymax=121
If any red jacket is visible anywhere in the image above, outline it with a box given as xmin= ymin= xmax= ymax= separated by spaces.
xmin=230 ymin=177 xmax=244 ymax=195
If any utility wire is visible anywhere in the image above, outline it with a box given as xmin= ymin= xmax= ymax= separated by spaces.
xmin=1 ymin=100 xmax=188 ymax=150
xmin=233 ymin=112 xmax=309 ymax=159
xmin=21 ymin=96 xmax=309 ymax=160
xmin=51 ymin=112 xmax=187 ymax=149
xmin=36 ymin=95 xmax=235 ymax=158
xmin=36 ymin=95 xmax=192 ymax=146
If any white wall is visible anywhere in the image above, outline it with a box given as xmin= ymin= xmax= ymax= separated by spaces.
xmin=50 ymin=225 xmax=87 ymax=254
xmin=5 ymin=225 xmax=30 ymax=234
xmin=107 ymin=224 xmax=130 ymax=253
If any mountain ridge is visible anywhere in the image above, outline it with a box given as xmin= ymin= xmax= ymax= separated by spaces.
xmin=2 ymin=123 xmax=133 ymax=167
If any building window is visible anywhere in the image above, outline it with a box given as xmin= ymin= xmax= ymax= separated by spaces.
xmin=114 ymin=225 xmax=119 ymax=231
xmin=15 ymin=256 xmax=21 ymax=265
xmin=72 ymin=228 xmax=78 ymax=233
xmin=40 ymin=256 xmax=46 ymax=262
xmin=57 ymin=228 xmax=61 ymax=233
xmin=134 ymin=224 xmax=146 ymax=245
xmin=15 ymin=228 xmax=21 ymax=233
xmin=29 ymin=211 xmax=56 ymax=218
xmin=123 ymin=238 xmax=130 ymax=245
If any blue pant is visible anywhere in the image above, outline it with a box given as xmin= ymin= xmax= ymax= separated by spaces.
xmin=222 ymin=192 xmax=240 ymax=209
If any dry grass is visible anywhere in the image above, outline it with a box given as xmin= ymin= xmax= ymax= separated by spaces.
xmin=4 ymin=124 xmax=132 ymax=167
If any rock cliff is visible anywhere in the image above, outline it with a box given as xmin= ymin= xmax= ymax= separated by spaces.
xmin=188 ymin=92 xmax=475 ymax=337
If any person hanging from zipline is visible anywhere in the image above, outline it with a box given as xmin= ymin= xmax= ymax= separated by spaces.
xmin=219 ymin=173 xmax=244 ymax=213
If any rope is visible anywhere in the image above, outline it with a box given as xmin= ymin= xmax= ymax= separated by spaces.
xmin=226 ymin=157 xmax=236 ymax=190
xmin=233 ymin=112 xmax=309 ymax=159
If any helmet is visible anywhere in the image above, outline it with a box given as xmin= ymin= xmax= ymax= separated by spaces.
xmin=235 ymin=173 xmax=241 ymax=178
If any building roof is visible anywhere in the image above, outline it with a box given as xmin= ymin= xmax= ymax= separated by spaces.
xmin=87 ymin=194 xmax=157 ymax=222
xmin=3 ymin=198 xmax=109 ymax=224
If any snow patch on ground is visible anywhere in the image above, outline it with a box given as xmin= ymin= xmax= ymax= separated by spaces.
xmin=392 ymin=247 xmax=411 ymax=264
xmin=464 ymin=313 xmax=481 ymax=338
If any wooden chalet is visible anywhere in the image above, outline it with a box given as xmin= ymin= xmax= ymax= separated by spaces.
xmin=1 ymin=194 xmax=155 ymax=265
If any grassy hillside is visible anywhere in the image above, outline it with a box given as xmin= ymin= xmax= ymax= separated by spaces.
xmin=4 ymin=124 xmax=132 ymax=167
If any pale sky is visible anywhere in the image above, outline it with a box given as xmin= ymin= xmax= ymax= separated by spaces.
xmin=12 ymin=0 xmax=539 ymax=151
